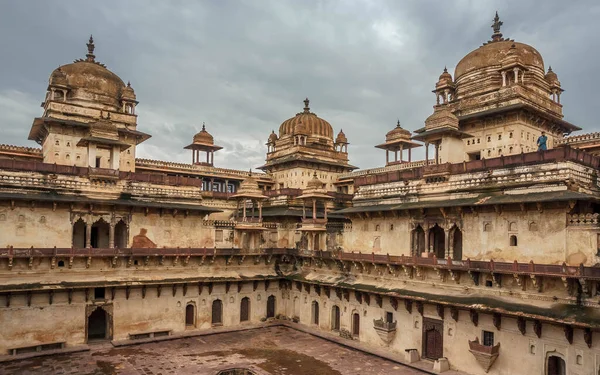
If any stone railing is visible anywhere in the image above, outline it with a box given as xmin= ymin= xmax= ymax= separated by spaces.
xmin=557 ymin=132 xmax=600 ymax=145
xmin=568 ymin=213 xmax=600 ymax=226
xmin=373 ymin=319 xmax=397 ymax=331
xmin=0 ymin=144 xmax=42 ymax=155
xmin=136 ymin=158 xmax=269 ymax=179
xmin=338 ymin=160 xmax=432 ymax=179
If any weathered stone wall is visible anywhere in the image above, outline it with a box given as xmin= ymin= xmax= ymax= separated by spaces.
xmin=0 ymin=207 xmax=72 ymax=248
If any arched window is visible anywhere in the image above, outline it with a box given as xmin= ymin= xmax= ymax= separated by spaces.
xmin=114 ymin=220 xmax=128 ymax=248
xmin=452 ymin=226 xmax=463 ymax=261
xmin=212 ymin=299 xmax=223 ymax=325
xmin=185 ymin=304 xmax=195 ymax=327
xmin=510 ymin=235 xmax=518 ymax=247
xmin=72 ymin=218 xmax=86 ymax=248
xmin=412 ymin=225 xmax=425 ymax=256
xmin=311 ymin=301 xmax=319 ymax=325
xmin=87 ymin=307 xmax=109 ymax=342
xmin=429 ymin=224 xmax=445 ymax=258
xmin=240 ymin=297 xmax=250 ymax=322
xmin=547 ymin=355 xmax=566 ymax=375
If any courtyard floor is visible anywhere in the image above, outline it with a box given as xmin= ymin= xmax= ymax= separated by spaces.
xmin=0 ymin=326 xmax=430 ymax=375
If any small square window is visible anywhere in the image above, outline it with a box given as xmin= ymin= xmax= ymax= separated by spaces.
xmin=215 ymin=230 xmax=224 ymax=242
xmin=485 ymin=280 xmax=493 ymax=288
xmin=483 ymin=331 xmax=494 ymax=346
xmin=94 ymin=287 xmax=105 ymax=300
xmin=386 ymin=312 xmax=394 ymax=323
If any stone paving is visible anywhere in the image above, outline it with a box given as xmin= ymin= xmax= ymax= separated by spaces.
xmin=0 ymin=326 xmax=429 ymax=375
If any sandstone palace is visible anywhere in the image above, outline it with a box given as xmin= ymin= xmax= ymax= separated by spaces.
xmin=0 ymin=13 xmax=599 ymax=375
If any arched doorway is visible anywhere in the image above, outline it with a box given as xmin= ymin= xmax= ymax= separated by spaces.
xmin=240 ymin=297 xmax=250 ymax=322
xmin=352 ymin=312 xmax=360 ymax=337
xmin=91 ymin=219 xmax=110 ymax=248
xmin=452 ymin=226 xmax=463 ymax=261
xmin=114 ymin=220 xmax=128 ymax=248
xmin=430 ymin=224 xmax=445 ymax=258
xmin=547 ymin=355 xmax=566 ymax=375
xmin=331 ymin=305 xmax=340 ymax=331
xmin=266 ymin=295 xmax=276 ymax=318
xmin=185 ymin=304 xmax=195 ymax=327
xmin=312 ymin=301 xmax=319 ymax=325
xmin=212 ymin=299 xmax=223 ymax=325
xmin=412 ymin=225 xmax=425 ymax=256
xmin=87 ymin=307 xmax=108 ymax=341
xmin=422 ymin=318 xmax=443 ymax=360
xmin=72 ymin=218 xmax=86 ymax=248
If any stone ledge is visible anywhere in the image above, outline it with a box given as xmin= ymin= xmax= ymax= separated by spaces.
xmin=0 ymin=345 xmax=89 ymax=363
xmin=111 ymin=321 xmax=283 ymax=347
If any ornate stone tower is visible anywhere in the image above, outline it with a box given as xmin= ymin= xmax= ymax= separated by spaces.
xmin=259 ymin=98 xmax=356 ymax=191
xmin=414 ymin=13 xmax=579 ymax=162
xmin=28 ymin=36 xmax=150 ymax=172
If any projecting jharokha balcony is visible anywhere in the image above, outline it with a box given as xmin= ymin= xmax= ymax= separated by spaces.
xmin=469 ymin=338 xmax=500 ymax=373
xmin=234 ymin=217 xmax=265 ymax=230
xmin=373 ymin=319 xmax=397 ymax=344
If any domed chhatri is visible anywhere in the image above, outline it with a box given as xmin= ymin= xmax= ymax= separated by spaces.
xmin=375 ymin=121 xmax=421 ymax=166
xmin=335 ymin=129 xmax=348 ymax=144
xmin=184 ymin=123 xmax=223 ymax=166
xmin=278 ymin=98 xmax=334 ymax=139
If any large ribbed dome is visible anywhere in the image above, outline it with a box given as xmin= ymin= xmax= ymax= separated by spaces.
xmin=49 ymin=36 xmax=126 ymax=107
xmin=455 ymin=40 xmax=544 ymax=80
xmin=278 ymin=98 xmax=334 ymax=139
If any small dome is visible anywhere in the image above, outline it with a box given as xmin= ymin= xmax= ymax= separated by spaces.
xmin=336 ymin=129 xmax=348 ymax=144
xmin=193 ymin=124 xmax=214 ymax=145
xmin=268 ymin=130 xmax=278 ymax=143
xmin=121 ymin=81 xmax=136 ymax=100
xmin=386 ymin=120 xmax=411 ymax=142
xmin=306 ymin=171 xmax=324 ymax=189
xmin=545 ymin=66 xmax=560 ymax=86
xmin=425 ymin=108 xmax=459 ymax=129
xmin=279 ymin=98 xmax=334 ymax=139
xmin=438 ymin=67 xmax=453 ymax=84
xmin=233 ymin=172 xmax=267 ymax=199
xmin=49 ymin=36 xmax=127 ymax=108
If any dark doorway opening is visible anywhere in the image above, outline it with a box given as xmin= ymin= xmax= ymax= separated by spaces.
xmin=212 ymin=299 xmax=223 ymax=325
xmin=241 ymin=297 xmax=250 ymax=322
xmin=352 ymin=312 xmax=360 ymax=337
xmin=185 ymin=304 xmax=195 ymax=327
xmin=312 ymin=301 xmax=319 ymax=325
xmin=87 ymin=307 xmax=108 ymax=341
xmin=452 ymin=226 xmax=463 ymax=261
xmin=547 ymin=355 xmax=566 ymax=375
xmin=114 ymin=220 xmax=128 ymax=248
xmin=91 ymin=219 xmax=110 ymax=248
xmin=422 ymin=318 xmax=444 ymax=360
xmin=331 ymin=305 xmax=340 ymax=331
xmin=430 ymin=224 xmax=445 ymax=258
xmin=72 ymin=218 xmax=86 ymax=248
xmin=266 ymin=295 xmax=276 ymax=318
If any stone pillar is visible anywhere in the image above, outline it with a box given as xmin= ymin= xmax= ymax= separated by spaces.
xmin=85 ymin=222 xmax=92 ymax=248
xmin=88 ymin=144 xmax=97 ymax=168
xmin=501 ymin=71 xmax=506 ymax=87
xmin=513 ymin=68 xmax=519 ymax=83
xmin=109 ymin=223 xmax=115 ymax=248
xmin=258 ymin=201 xmax=263 ymax=221
xmin=385 ymin=150 xmax=389 ymax=165
xmin=302 ymin=201 xmax=306 ymax=219
xmin=324 ymin=203 xmax=327 ymax=220
xmin=399 ymin=144 xmax=403 ymax=162
xmin=408 ymin=148 xmax=412 ymax=162
xmin=434 ymin=141 xmax=439 ymax=164
xmin=111 ymin=146 xmax=120 ymax=170
xmin=312 ymin=199 xmax=317 ymax=220
xmin=242 ymin=199 xmax=247 ymax=221
xmin=424 ymin=228 xmax=430 ymax=254
xmin=444 ymin=228 xmax=450 ymax=258
xmin=425 ymin=142 xmax=429 ymax=164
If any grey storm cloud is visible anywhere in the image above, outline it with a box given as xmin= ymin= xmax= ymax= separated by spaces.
xmin=0 ymin=0 xmax=598 ymax=170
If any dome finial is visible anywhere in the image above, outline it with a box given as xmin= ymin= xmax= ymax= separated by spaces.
xmin=86 ymin=35 xmax=96 ymax=62
xmin=443 ymin=66 xmax=448 ymax=73
xmin=397 ymin=119 xmax=401 ymax=128
xmin=491 ymin=11 xmax=504 ymax=42
xmin=202 ymin=122 xmax=206 ymax=131
xmin=303 ymin=97 xmax=310 ymax=113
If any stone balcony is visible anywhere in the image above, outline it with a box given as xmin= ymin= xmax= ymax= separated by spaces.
xmin=373 ymin=319 xmax=397 ymax=345
xmin=234 ymin=217 xmax=266 ymax=231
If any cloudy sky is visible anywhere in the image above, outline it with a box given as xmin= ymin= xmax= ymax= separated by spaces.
xmin=0 ymin=1 xmax=598 ymax=170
